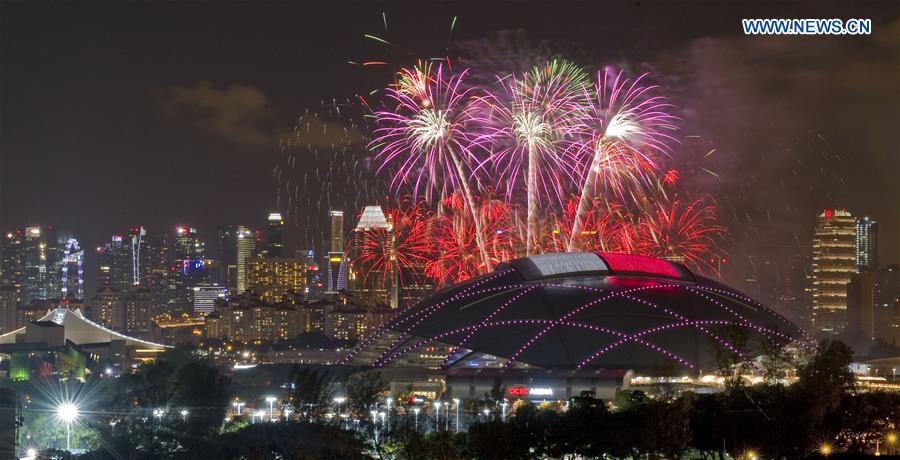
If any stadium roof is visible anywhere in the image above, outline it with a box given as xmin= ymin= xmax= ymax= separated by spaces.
xmin=0 ymin=308 xmax=170 ymax=350
xmin=348 ymin=252 xmax=809 ymax=372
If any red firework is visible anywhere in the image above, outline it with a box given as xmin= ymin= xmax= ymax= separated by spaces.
xmin=544 ymin=198 xmax=638 ymax=254
xmin=633 ymin=196 xmax=727 ymax=274
xmin=355 ymin=198 xmax=433 ymax=290
xmin=424 ymin=192 xmax=521 ymax=286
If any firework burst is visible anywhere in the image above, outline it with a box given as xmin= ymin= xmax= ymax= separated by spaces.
xmin=476 ymin=59 xmax=591 ymax=255
xmin=370 ymin=62 xmax=492 ymax=271
xmin=567 ymin=68 xmax=679 ymax=250
xmin=634 ymin=196 xmax=727 ymax=274
xmin=424 ymin=192 xmax=520 ymax=286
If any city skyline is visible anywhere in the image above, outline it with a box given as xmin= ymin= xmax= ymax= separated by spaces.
xmin=2 ymin=2 xmax=898 ymax=301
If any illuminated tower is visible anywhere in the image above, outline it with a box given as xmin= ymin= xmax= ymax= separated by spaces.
xmin=21 ymin=227 xmax=46 ymax=304
xmin=856 ymin=217 xmax=878 ymax=272
xmin=265 ymin=213 xmax=285 ymax=258
xmin=327 ymin=210 xmax=347 ymax=293
xmin=236 ymin=226 xmax=255 ymax=293
xmin=97 ymin=235 xmax=132 ymax=291
xmin=811 ymin=209 xmax=857 ymax=335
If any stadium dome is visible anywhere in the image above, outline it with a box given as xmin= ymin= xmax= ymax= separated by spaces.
xmin=347 ymin=252 xmax=808 ymax=373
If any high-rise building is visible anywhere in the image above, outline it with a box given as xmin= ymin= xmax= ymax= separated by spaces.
xmin=265 ymin=213 xmax=285 ymax=258
xmin=91 ymin=286 xmax=123 ymax=329
xmin=0 ymin=285 xmax=17 ymax=333
xmin=236 ymin=226 xmax=255 ymax=293
xmin=811 ymin=209 xmax=857 ymax=335
xmin=1 ymin=230 xmax=25 ymax=294
xmin=327 ymin=210 xmax=346 ymax=293
xmin=216 ymin=225 xmax=238 ymax=288
xmin=193 ymin=284 xmax=228 ymax=316
xmin=246 ymin=257 xmax=307 ymax=303
xmin=847 ymin=265 xmax=900 ymax=343
xmin=124 ymin=288 xmax=153 ymax=337
xmin=856 ymin=217 xmax=878 ymax=272
xmin=350 ymin=206 xmax=393 ymax=305
xmin=324 ymin=303 xmax=391 ymax=341
xmin=21 ymin=227 xmax=47 ymax=304
xmin=97 ymin=235 xmax=133 ymax=291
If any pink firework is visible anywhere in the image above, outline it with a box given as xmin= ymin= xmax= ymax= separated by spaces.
xmin=567 ymin=68 xmax=679 ymax=250
xmin=475 ymin=59 xmax=590 ymax=255
xmin=633 ymin=196 xmax=727 ymax=274
xmin=370 ymin=62 xmax=491 ymax=271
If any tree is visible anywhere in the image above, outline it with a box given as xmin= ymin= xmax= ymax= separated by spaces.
xmin=346 ymin=371 xmax=386 ymax=417
xmin=290 ymin=366 xmax=334 ymax=421
xmin=709 ymin=324 xmax=751 ymax=389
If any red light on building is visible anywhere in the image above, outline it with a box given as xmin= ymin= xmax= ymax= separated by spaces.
xmin=824 ymin=209 xmax=833 ymax=218
xmin=508 ymin=387 xmax=529 ymax=396
xmin=598 ymin=252 xmax=684 ymax=279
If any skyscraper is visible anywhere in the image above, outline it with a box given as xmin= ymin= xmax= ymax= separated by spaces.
xmin=265 ymin=212 xmax=285 ymax=258
xmin=327 ymin=210 xmax=346 ymax=293
xmin=216 ymin=225 xmax=238 ymax=288
xmin=97 ymin=235 xmax=133 ymax=291
xmin=21 ymin=226 xmax=47 ymax=304
xmin=246 ymin=257 xmax=307 ymax=303
xmin=350 ymin=206 xmax=392 ymax=305
xmin=236 ymin=226 xmax=255 ymax=293
xmin=811 ymin=209 xmax=857 ymax=335
xmin=856 ymin=217 xmax=878 ymax=272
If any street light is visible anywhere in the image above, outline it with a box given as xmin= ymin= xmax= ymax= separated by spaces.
xmin=56 ymin=402 xmax=79 ymax=452
xmin=232 ymin=401 xmax=245 ymax=416
xmin=453 ymin=398 xmax=460 ymax=433
xmin=379 ymin=411 xmax=386 ymax=428
xmin=887 ymin=433 xmax=897 ymax=455
xmin=283 ymin=407 xmax=293 ymax=421
xmin=434 ymin=402 xmax=442 ymax=431
xmin=413 ymin=407 xmax=420 ymax=431
xmin=482 ymin=408 xmax=490 ymax=421
xmin=180 ymin=409 xmax=188 ymax=422
xmin=820 ymin=443 xmax=832 ymax=457
xmin=266 ymin=396 xmax=277 ymax=421
xmin=255 ymin=410 xmax=266 ymax=423
xmin=501 ymin=399 xmax=508 ymax=422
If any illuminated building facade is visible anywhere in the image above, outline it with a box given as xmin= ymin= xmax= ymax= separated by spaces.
xmin=97 ymin=235 xmax=133 ymax=291
xmin=246 ymin=257 xmax=307 ymax=303
xmin=124 ymin=288 xmax=153 ymax=337
xmin=264 ymin=212 xmax=285 ymax=258
xmin=324 ymin=303 xmax=391 ymax=341
xmin=236 ymin=226 xmax=255 ymax=293
xmin=0 ymin=285 xmax=18 ymax=333
xmin=91 ymin=286 xmax=123 ymax=329
xmin=326 ymin=210 xmax=346 ymax=293
xmin=21 ymin=226 xmax=47 ymax=304
xmin=193 ymin=284 xmax=228 ymax=316
xmin=811 ymin=209 xmax=857 ymax=335
xmin=205 ymin=294 xmax=303 ymax=342
xmin=856 ymin=217 xmax=878 ymax=272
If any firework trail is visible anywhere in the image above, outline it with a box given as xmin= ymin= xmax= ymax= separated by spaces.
xmin=275 ymin=105 xmax=386 ymax=256
xmin=634 ymin=195 xmax=727 ymax=274
xmin=369 ymin=62 xmax=492 ymax=272
xmin=567 ymin=68 xmax=679 ymax=251
xmin=476 ymin=59 xmax=591 ymax=255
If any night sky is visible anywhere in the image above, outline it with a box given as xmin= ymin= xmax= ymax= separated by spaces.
xmin=2 ymin=1 xmax=898 ymax=297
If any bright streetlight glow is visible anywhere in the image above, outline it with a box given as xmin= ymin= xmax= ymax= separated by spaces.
xmin=180 ymin=409 xmax=188 ymax=421
xmin=820 ymin=443 xmax=832 ymax=456
xmin=56 ymin=402 xmax=79 ymax=451
xmin=232 ymin=401 xmax=245 ymax=415
xmin=453 ymin=398 xmax=460 ymax=433
xmin=266 ymin=396 xmax=277 ymax=421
